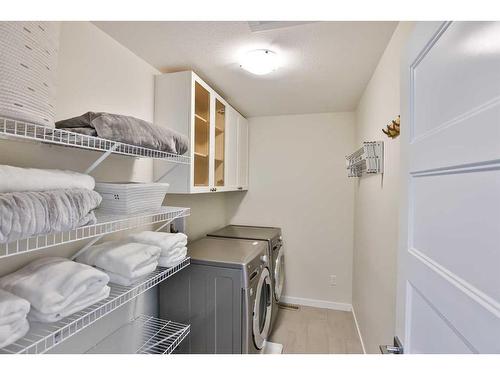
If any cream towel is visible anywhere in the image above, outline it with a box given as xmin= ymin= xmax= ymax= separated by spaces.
xmin=0 ymin=164 xmax=95 ymax=193
xmin=128 ymin=231 xmax=187 ymax=257
xmin=75 ymin=241 xmax=160 ymax=280
xmin=0 ymin=257 xmax=109 ymax=316
xmin=158 ymin=246 xmax=187 ymax=268
xmin=104 ymin=266 xmax=156 ymax=287
xmin=0 ymin=319 xmax=29 ymax=349
xmin=28 ymin=285 xmax=110 ymax=323
xmin=0 ymin=289 xmax=30 ymax=349
xmin=0 ymin=289 xmax=30 ymax=326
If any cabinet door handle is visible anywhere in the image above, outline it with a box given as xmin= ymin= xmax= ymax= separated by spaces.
xmin=237 ymin=187 xmax=243 ymax=190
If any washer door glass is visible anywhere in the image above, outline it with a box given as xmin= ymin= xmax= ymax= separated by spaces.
xmin=274 ymin=246 xmax=285 ymax=302
xmin=253 ymin=267 xmax=272 ymax=350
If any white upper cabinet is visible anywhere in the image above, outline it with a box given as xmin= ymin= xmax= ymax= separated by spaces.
xmin=236 ymin=114 xmax=249 ymax=190
xmin=222 ymin=106 xmax=239 ymax=191
xmin=153 ymin=71 xmax=248 ymax=193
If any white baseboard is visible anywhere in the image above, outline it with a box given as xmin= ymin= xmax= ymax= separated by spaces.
xmin=280 ymin=295 xmax=352 ymax=312
xmin=351 ymin=306 xmax=366 ymax=354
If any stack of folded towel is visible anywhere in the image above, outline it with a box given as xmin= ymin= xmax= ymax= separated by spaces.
xmin=75 ymin=241 xmax=161 ymax=286
xmin=0 ymin=257 xmax=110 ymax=323
xmin=129 ymin=231 xmax=187 ymax=268
xmin=0 ymin=289 xmax=30 ymax=349
xmin=0 ymin=165 xmax=102 ymax=244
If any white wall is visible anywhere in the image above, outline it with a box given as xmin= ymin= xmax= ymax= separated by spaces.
xmin=352 ymin=22 xmax=414 ymax=354
xmin=227 ymin=112 xmax=355 ymax=307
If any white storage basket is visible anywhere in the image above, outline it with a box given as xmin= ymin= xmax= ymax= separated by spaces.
xmin=0 ymin=22 xmax=60 ymax=127
xmin=94 ymin=182 xmax=170 ymax=215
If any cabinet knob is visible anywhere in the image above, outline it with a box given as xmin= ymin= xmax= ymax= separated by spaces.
xmin=238 ymin=187 xmax=243 ymax=190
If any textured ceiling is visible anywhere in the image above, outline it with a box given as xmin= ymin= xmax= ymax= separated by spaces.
xmin=93 ymin=21 xmax=397 ymax=117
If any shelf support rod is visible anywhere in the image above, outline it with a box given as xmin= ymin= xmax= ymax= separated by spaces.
xmin=70 ymin=235 xmax=104 ymax=261
xmin=155 ymin=164 xmax=180 ymax=182
xmin=155 ymin=212 xmax=187 ymax=233
xmin=85 ymin=143 xmax=120 ymax=174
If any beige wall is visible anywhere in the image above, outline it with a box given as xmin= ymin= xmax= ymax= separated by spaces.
xmin=352 ymin=22 xmax=414 ymax=354
xmin=227 ymin=112 xmax=356 ymax=307
xmin=166 ymin=193 xmax=231 ymax=241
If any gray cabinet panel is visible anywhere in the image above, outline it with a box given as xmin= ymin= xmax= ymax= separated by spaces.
xmin=159 ymin=264 xmax=243 ymax=354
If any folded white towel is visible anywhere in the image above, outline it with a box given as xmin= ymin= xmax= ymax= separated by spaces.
xmin=75 ymin=241 xmax=161 ymax=279
xmin=0 ymin=164 xmax=95 ymax=193
xmin=105 ymin=266 xmax=156 ymax=286
xmin=0 ymin=289 xmax=30 ymax=326
xmin=128 ymin=231 xmax=187 ymax=257
xmin=0 ymin=257 xmax=109 ymax=316
xmin=29 ymin=285 xmax=110 ymax=323
xmin=0 ymin=289 xmax=31 ymax=349
xmin=0 ymin=318 xmax=29 ymax=349
xmin=158 ymin=246 xmax=187 ymax=268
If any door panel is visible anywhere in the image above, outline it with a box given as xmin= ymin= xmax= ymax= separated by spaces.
xmin=406 ymin=251 xmax=499 ymax=353
xmin=398 ymin=21 xmax=500 ymax=354
xmin=406 ymin=283 xmax=474 ymax=354
xmin=413 ymin=22 xmax=500 ymax=141
xmin=412 ymin=170 xmax=500 ymax=299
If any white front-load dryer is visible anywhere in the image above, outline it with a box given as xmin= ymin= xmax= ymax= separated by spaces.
xmin=246 ymin=263 xmax=273 ymax=353
xmin=159 ymin=237 xmax=272 ymax=354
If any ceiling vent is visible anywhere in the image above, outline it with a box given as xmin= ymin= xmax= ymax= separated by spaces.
xmin=247 ymin=21 xmax=315 ymax=33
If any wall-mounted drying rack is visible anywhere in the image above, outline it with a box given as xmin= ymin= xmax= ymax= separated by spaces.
xmin=0 ymin=206 xmax=190 ymax=259
xmin=0 ymin=260 xmax=190 ymax=354
xmin=346 ymin=141 xmax=384 ymax=177
xmin=0 ymin=117 xmax=191 ymax=173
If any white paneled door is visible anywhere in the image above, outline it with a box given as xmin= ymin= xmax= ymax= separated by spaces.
xmin=396 ymin=22 xmax=500 ymax=353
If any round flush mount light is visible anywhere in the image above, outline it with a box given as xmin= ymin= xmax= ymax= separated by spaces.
xmin=240 ymin=49 xmax=280 ymax=75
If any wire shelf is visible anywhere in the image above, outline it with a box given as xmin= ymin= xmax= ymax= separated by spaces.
xmin=0 ymin=117 xmax=191 ymax=165
xmin=346 ymin=141 xmax=384 ymax=177
xmin=0 ymin=259 xmax=190 ymax=354
xmin=89 ymin=315 xmax=189 ymax=354
xmin=136 ymin=316 xmax=189 ymax=354
xmin=0 ymin=206 xmax=190 ymax=259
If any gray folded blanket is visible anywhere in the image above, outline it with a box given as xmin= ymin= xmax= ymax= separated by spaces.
xmin=56 ymin=112 xmax=189 ymax=155
xmin=0 ymin=189 xmax=102 ymax=244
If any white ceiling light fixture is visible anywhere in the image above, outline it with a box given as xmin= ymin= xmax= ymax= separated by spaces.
xmin=240 ymin=49 xmax=280 ymax=75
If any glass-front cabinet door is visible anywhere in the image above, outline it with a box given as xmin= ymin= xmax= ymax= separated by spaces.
xmin=193 ymin=81 xmax=210 ymax=187
xmin=214 ymin=98 xmax=226 ymax=187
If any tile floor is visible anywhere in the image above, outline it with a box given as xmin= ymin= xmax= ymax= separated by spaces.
xmin=269 ymin=305 xmax=364 ymax=354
